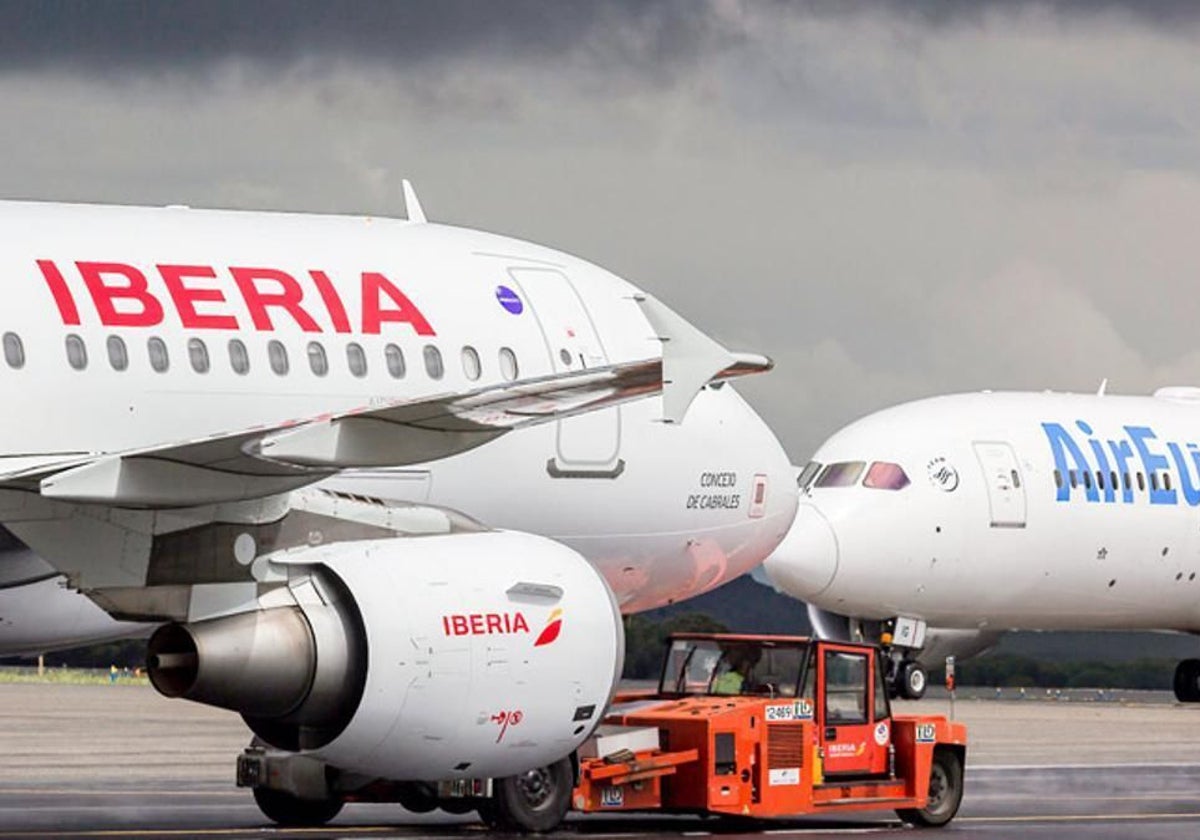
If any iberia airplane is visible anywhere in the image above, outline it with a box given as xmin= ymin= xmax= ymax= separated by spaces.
xmin=0 ymin=187 xmax=796 ymax=827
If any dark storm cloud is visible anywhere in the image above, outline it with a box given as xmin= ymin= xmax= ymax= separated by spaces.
xmin=0 ymin=0 xmax=731 ymax=73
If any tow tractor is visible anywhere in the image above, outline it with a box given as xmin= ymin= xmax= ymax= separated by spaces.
xmin=238 ymin=632 xmax=965 ymax=831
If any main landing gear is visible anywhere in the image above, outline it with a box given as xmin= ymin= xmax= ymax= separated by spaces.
xmin=1174 ymin=659 xmax=1200 ymax=702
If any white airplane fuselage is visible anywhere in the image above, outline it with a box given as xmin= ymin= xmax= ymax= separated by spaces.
xmin=0 ymin=200 xmax=796 ymax=654
xmin=766 ymin=389 xmax=1200 ymax=632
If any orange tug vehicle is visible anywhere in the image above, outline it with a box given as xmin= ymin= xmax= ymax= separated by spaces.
xmin=567 ymin=633 xmax=966 ymax=830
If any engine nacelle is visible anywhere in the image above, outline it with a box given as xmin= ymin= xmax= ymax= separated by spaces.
xmin=148 ymin=530 xmax=623 ymax=781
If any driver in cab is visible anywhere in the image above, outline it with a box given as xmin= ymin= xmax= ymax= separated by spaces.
xmin=711 ymin=644 xmax=761 ymax=695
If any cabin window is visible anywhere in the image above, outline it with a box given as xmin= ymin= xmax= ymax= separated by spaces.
xmin=815 ymin=461 xmax=865 ymax=488
xmin=65 ymin=334 xmax=87 ymax=370
xmin=461 ymin=346 xmax=481 ymax=381
xmin=498 ymin=347 xmax=519 ymax=381
xmin=1123 ymin=472 xmax=1131 ymax=491
xmin=268 ymin=340 xmax=289 ymax=376
xmin=1111 ymin=471 xmax=1119 ymax=491
xmin=106 ymin=335 xmax=128 ymax=371
xmin=1053 ymin=469 xmax=1063 ymax=489
xmin=423 ymin=345 xmax=444 ymax=380
xmin=1095 ymin=471 xmax=1104 ymax=490
xmin=307 ymin=341 xmax=328 ymax=377
xmin=1069 ymin=470 xmax=1078 ymax=488
xmin=188 ymin=338 xmax=210 ymax=373
xmin=798 ymin=460 xmax=823 ymax=490
xmin=148 ymin=337 xmax=169 ymax=372
xmin=228 ymin=339 xmax=250 ymax=375
xmin=1011 ymin=469 xmax=1021 ymax=489
xmin=863 ymin=462 xmax=910 ymax=490
xmin=3 ymin=332 xmax=24 ymax=369
xmin=384 ymin=343 xmax=406 ymax=379
xmin=1082 ymin=470 xmax=1092 ymax=490
xmin=1137 ymin=472 xmax=1146 ymax=492
xmin=1164 ymin=472 xmax=1173 ymax=492
xmin=1151 ymin=473 xmax=1159 ymax=492
xmin=347 ymin=342 xmax=368 ymax=378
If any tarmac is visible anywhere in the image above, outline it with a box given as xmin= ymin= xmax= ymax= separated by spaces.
xmin=2 ymin=682 xmax=1200 ymax=838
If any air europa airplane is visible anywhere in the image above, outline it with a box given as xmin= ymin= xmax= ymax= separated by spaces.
xmin=0 ymin=188 xmax=796 ymax=827
xmin=764 ymin=387 xmax=1200 ymax=702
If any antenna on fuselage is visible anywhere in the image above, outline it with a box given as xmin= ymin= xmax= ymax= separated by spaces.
xmin=403 ymin=179 xmax=427 ymax=224
xmin=1097 ymin=378 xmax=1109 ymax=396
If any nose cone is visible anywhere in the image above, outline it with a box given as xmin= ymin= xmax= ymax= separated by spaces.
xmin=763 ymin=503 xmax=839 ymax=600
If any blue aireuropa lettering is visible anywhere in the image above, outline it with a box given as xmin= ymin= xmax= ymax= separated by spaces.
xmin=1042 ymin=420 xmax=1200 ymax=505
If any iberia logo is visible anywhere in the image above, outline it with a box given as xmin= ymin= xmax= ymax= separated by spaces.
xmin=534 ymin=609 xmax=564 ymax=647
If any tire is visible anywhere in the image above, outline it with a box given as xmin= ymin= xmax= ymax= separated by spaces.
xmin=896 ymin=748 xmax=964 ymax=828
xmin=396 ymin=782 xmax=439 ymax=814
xmin=490 ymin=757 xmax=573 ymax=833
xmin=898 ymin=661 xmax=927 ymax=700
xmin=1174 ymin=659 xmax=1200 ymax=702
xmin=253 ymin=787 xmax=344 ymax=827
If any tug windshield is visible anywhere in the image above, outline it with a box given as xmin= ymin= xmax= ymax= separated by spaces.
xmin=660 ymin=637 xmax=809 ymax=698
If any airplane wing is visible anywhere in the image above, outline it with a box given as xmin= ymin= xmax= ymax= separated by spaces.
xmin=4 ymin=301 xmax=770 ymax=509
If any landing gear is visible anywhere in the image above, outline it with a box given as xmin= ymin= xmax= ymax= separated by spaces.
xmin=1174 ymin=659 xmax=1200 ymax=702
xmin=252 ymin=787 xmax=344 ymax=827
xmin=896 ymin=660 xmax=928 ymax=700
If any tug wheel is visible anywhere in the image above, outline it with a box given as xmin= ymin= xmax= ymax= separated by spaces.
xmin=896 ymin=747 xmax=963 ymax=827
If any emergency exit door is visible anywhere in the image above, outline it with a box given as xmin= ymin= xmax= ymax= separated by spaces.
xmin=508 ymin=267 xmax=622 ymax=477
xmin=973 ymin=441 xmax=1027 ymax=528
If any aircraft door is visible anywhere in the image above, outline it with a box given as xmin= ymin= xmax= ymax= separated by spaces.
xmin=507 ymin=268 xmax=622 ymax=477
xmin=817 ymin=644 xmax=889 ymax=777
xmin=973 ymin=441 xmax=1027 ymax=528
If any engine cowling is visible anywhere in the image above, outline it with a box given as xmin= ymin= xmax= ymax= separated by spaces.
xmin=147 ymin=530 xmax=623 ymax=781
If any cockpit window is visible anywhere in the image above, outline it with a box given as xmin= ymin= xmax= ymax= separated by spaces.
xmin=814 ymin=461 xmax=865 ymax=488
xmin=797 ymin=461 xmax=822 ymax=491
xmin=863 ymin=462 xmax=910 ymax=491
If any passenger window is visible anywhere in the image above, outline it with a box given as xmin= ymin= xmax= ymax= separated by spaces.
xmin=106 ymin=335 xmax=128 ymax=371
xmin=1123 ymin=472 xmax=1131 ymax=490
xmin=1096 ymin=471 xmax=1104 ymax=490
xmin=1069 ymin=470 xmax=1078 ymax=488
xmin=1137 ymin=472 xmax=1146 ymax=492
xmin=814 ymin=462 xmax=865 ymax=488
xmin=1165 ymin=473 xmax=1173 ymax=492
xmin=1150 ymin=473 xmax=1159 ymax=492
xmin=863 ymin=462 xmax=910 ymax=490
xmin=268 ymin=340 xmax=289 ymax=375
xmin=148 ymin=337 xmax=169 ymax=372
xmin=423 ymin=345 xmax=444 ymax=380
xmin=461 ymin=345 xmax=481 ymax=381
xmin=65 ymin=334 xmax=87 ymax=370
xmin=188 ymin=338 xmax=210 ymax=373
xmin=498 ymin=347 xmax=518 ymax=381
xmin=307 ymin=341 xmax=328 ymax=377
xmin=347 ymin=342 xmax=367 ymax=378
xmin=384 ymin=343 xmax=406 ymax=379
xmin=1082 ymin=470 xmax=1092 ymax=490
xmin=228 ymin=339 xmax=250 ymax=375
xmin=2 ymin=332 xmax=24 ymax=369
xmin=797 ymin=460 xmax=823 ymax=490
xmin=1111 ymin=471 xmax=1118 ymax=491
xmin=1053 ymin=469 xmax=1063 ymax=489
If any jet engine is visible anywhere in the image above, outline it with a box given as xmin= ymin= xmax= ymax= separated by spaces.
xmin=147 ymin=530 xmax=623 ymax=782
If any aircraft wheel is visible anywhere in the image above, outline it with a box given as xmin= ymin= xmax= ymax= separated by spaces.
xmin=897 ymin=660 xmax=927 ymax=700
xmin=1174 ymin=659 xmax=1200 ymax=702
xmin=490 ymin=757 xmax=573 ymax=832
xmin=896 ymin=747 xmax=963 ymax=827
xmin=253 ymin=787 xmax=344 ymax=826
xmin=395 ymin=782 xmax=438 ymax=814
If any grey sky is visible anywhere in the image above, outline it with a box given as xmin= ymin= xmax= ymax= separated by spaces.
xmin=3 ymin=1 xmax=1200 ymax=459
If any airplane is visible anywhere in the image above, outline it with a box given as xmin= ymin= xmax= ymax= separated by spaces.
xmin=0 ymin=189 xmax=797 ymax=827
xmin=764 ymin=385 xmax=1200 ymax=702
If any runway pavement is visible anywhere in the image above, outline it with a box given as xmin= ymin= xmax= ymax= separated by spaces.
xmin=2 ymin=682 xmax=1200 ymax=838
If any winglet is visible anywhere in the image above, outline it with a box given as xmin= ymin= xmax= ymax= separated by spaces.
xmin=403 ymin=179 xmax=427 ymax=224
xmin=636 ymin=294 xmax=759 ymax=424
